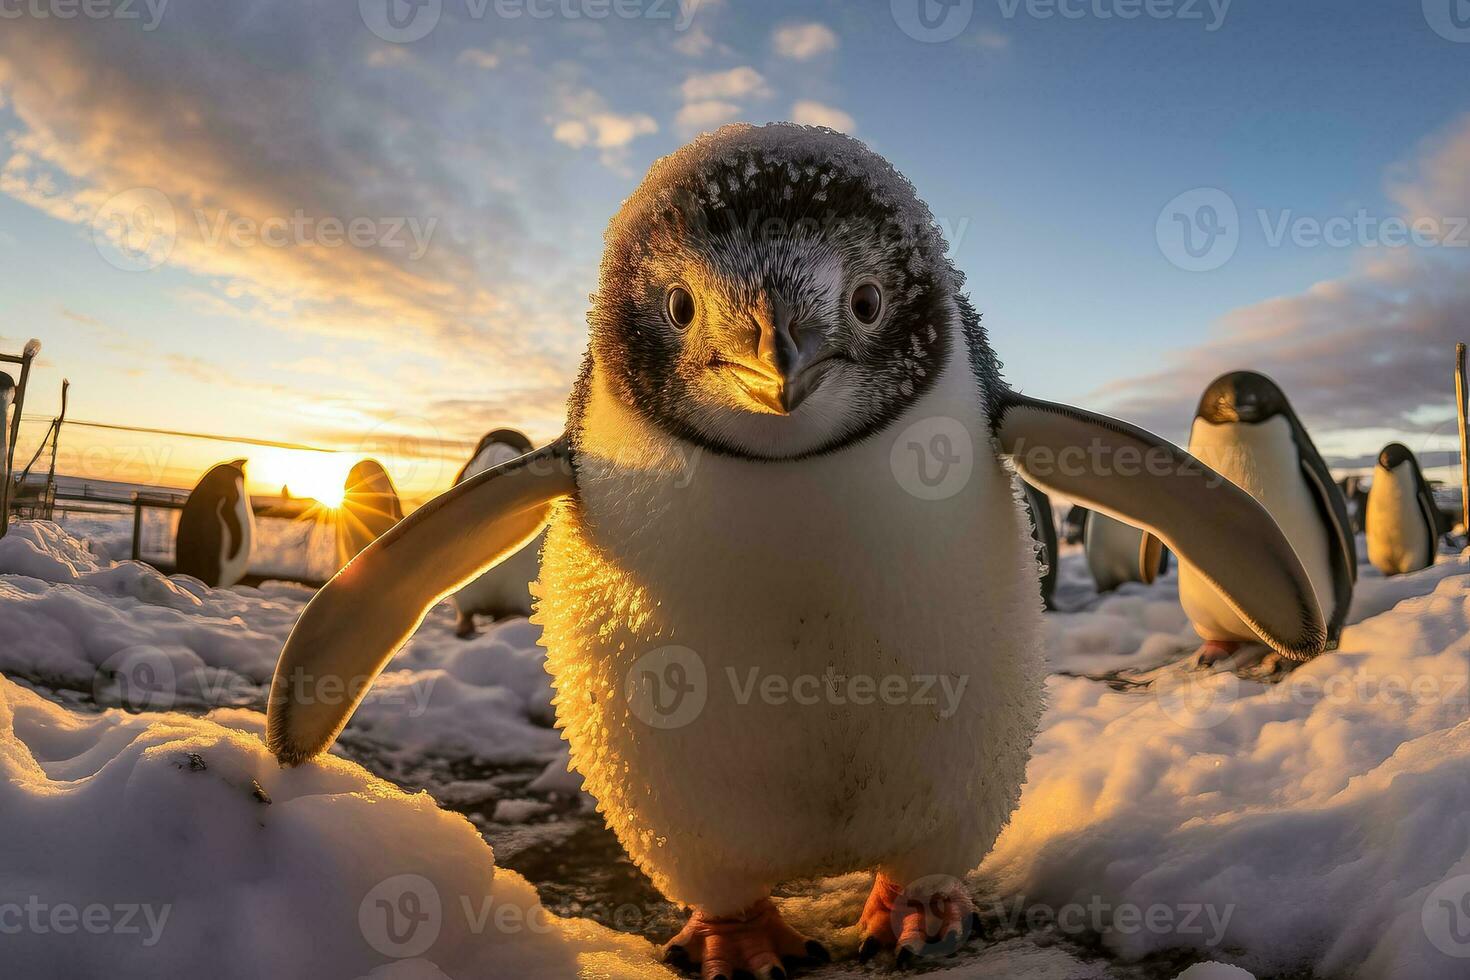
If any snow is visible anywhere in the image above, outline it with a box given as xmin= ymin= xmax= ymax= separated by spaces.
xmin=4 ymin=519 xmax=1470 ymax=978
xmin=0 ymin=671 xmax=667 ymax=979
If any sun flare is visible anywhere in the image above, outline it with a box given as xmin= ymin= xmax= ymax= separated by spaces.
xmin=249 ymin=448 xmax=354 ymax=508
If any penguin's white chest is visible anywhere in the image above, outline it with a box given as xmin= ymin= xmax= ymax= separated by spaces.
xmin=1367 ymin=465 xmax=1432 ymax=575
xmin=1180 ymin=416 xmax=1334 ymax=641
xmin=216 ymin=490 xmax=255 ymax=588
xmin=534 ymin=359 xmax=1045 ymax=909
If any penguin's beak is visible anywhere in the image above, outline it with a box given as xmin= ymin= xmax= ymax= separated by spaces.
xmin=716 ymin=297 xmax=839 ymax=415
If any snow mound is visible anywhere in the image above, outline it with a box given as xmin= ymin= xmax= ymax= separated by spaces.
xmin=3 ymin=523 xmax=567 ymax=782
xmin=988 ymin=556 xmax=1470 ymax=980
xmin=0 ymin=674 xmax=668 ymax=980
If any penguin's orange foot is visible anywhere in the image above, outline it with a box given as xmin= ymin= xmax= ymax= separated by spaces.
xmin=856 ymin=872 xmax=981 ymax=966
xmin=662 ymin=899 xmax=829 ymax=980
xmin=1195 ymin=640 xmax=1242 ymax=667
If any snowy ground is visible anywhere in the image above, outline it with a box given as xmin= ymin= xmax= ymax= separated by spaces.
xmin=2 ymin=518 xmax=1468 ymax=979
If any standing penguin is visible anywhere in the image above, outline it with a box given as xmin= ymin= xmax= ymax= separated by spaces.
xmin=175 ymin=459 xmax=254 ymax=588
xmin=1020 ymin=480 xmax=1059 ymax=609
xmin=1366 ymin=443 xmax=1440 ymax=576
xmin=1180 ymin=371 xmax=1355 ymax=664
xmin=450 ymin=429 xmax=544 ymax=636
xmin=1083 ymin=510 xmax=1169 ymax=593
xmin=266 ymin=126 xmax=1324 ymax=975
xmin=335 ymin=459 xmax=404 ymax=568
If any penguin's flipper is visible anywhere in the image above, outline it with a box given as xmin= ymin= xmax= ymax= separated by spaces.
xmin=992 ymin=392 xmax=1326 ymax=660
xmin=266 ymin=437 xmax=576 ymax=765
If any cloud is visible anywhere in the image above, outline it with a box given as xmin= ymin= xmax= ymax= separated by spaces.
xmin=551 ymin=113 xmax=657 ymax=150
xmin=455 ymin=49 xmax=500 ymax=70
xmin=970 ymin=29 xmax=1011 ymax=50
xmin=672 ymin=24 xmax=717 ymax=57
xmin=0 ymin=4 xmax=585 ymax=450
xmin=680 ymin=66 xmax=771 ymax=102
xmin=1093 ymin=113 xmax=1470 ymax=454
xmin=789 ymin=99 xmax=856 ymax=133
xmin=675 ymin=100 xmax=743 ymax=135
xmin=772 ymin=22 xmax=839 ymax=61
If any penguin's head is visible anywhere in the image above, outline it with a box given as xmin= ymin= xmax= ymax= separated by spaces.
xmin=1195 ymin=370 xmax=1290 ymax=426
xmin=1378 ymin=442 xmax=1415 ymax=472
xmin=591 ymin=123 xmax=961 ymax=460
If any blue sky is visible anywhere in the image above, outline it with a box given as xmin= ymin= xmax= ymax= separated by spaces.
xmin=2 ymin=0 xmax=1468 ymax=498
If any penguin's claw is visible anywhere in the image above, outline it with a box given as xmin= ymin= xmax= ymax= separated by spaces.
xmin=1193 ymin=640 xmax=1242 ymax=667
xmin=661 ymin=899 xmax=822 ymax=980
xmin=855 ymin=872 xmax=982 ymax=966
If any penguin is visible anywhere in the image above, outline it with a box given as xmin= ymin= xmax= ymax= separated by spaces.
xmin=1083 ymin=510 xmax=1169 ymax=592
xmin=1019 ymin=479 xmax=1058 ymax=609
xmin=1179 ymin=371 xmax=1355 ymax=665
xmin=266 ymin=125 xmax=1325 ymax=976
xmin=335 ymin=459 xmax=405 ymax=568
xmin=175 ymin=459 xmax=254 ymax=588
xmin=1366 ymin=443 xmax=1440 ymax=576
xmin=449 ymin=429 xmax=544 ymax=636
xmin=1339 ymin=475 xmax=1369 ymax=533
xmin=1061 ymin=504 xmax=1087 ymax=545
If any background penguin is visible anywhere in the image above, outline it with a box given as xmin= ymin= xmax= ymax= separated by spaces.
xmin=1338 ymin=475 xmax=1369 ymax=533
xmin=266 ymin=125 xmax=1325 ymax=978
xmin=175 ymin=459 xmax=254 ymax=588
xmin=1020 ymin=480 xmax=1059 ymax=609
xmin=1061 ymin=504 xmax=1087 ymax=545
xmin=450 ymin=429 xmax=544 ymax=636
xmin=1180 ymin=371 xmax=1355 ymax=664
xmin=1083 ymin=510 xmax=1169 ymax=592
xmin=1366 ymin=443 xmax=1440 ymax=576
xmin=335 ymin=459 xmax=404 ymax=568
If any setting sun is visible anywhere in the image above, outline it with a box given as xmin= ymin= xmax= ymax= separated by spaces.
xmin=249 ymin=448 xmax=353 ymax=508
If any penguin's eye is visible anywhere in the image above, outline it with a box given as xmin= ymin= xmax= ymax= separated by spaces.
xmin=666 ymin=286 xmax=696 ymax=329
xmin=850 ymin=283 xmax=882 ymax=324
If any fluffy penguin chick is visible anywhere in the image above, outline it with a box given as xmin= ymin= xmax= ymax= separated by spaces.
xmin=266 ymin=125 xmax=1329 ymax=979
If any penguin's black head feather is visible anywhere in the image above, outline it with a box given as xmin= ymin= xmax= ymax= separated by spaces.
xmin=587 ymin=123 xmax=966 ymax=460
xmin=1196 ymin=370 xmax=1290 ymax=425
xmin=1378 ymin=442 xmax=1416 ymax=470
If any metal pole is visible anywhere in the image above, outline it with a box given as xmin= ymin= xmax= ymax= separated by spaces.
xmin=1457 ymin=343 xmax=1469 ymax=538
xmin=0 ymin=339 xmax=38 ymax=538
xmin=132 ymin=494 xmax=143 ymax=562
xmin=45 ymin=379 xmax=69 ymax=521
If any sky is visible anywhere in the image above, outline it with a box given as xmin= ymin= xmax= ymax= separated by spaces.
xmin=1 ymin=0 xmax=1469 ymax=502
